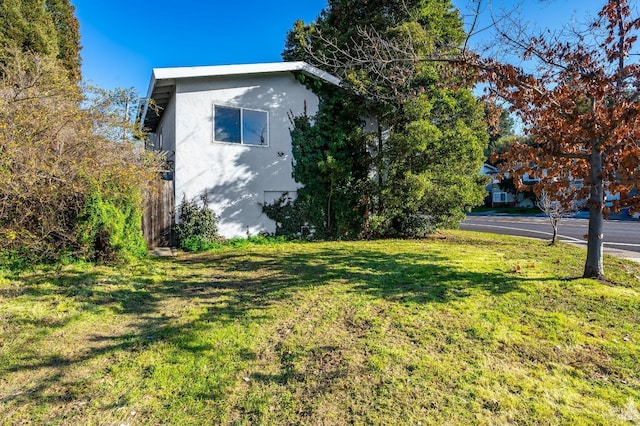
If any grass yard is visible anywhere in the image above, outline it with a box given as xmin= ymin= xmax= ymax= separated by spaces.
xmin=1 ymin=231 xmax=639 ymax=425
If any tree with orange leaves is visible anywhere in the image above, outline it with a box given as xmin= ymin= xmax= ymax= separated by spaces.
xmin=486 ymin=0 xmax=640 ymax=278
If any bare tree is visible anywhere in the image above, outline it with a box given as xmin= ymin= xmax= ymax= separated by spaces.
xmin=536 ymin=189 xmax=580 ymax=245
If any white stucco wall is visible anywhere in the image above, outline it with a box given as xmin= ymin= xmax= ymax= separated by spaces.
xmin=172 ymin=72 xmax=320 ymax=238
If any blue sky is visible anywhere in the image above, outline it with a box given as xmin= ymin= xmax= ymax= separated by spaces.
xmin=71 ymin=0 xmax=606 ymax=97
xmin=72 ymin=0 xmax=326 ymax=95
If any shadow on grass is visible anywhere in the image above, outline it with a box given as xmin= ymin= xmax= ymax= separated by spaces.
xmin=0 ymin=242 xmax=547 ymax=414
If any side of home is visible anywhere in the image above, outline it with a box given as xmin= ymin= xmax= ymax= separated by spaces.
xmin=140 ymin=62 xmax=340 ymax=242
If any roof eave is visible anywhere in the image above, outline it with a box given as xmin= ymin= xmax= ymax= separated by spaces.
xmin=140 ymin=62 xmax=341 ymax=132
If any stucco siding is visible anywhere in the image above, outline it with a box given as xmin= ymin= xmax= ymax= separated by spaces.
xmin=173 ymin=72 xmax=320 ymax=238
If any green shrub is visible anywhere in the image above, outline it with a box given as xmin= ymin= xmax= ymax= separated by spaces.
xmin=261 ymin=194 xmax=314 ymax=238
xmin=174 ymin=194 xmax=222 ymax=252
xmin=76 ymin=190 xmax=147 ymax=263
xmin=178 ymin=236 xmax=223 ymax=252
xmin=0 ymin=50 xmax=163 ymax=267
xmin=364 ymin=211 xmax=435 ymax=239
xmin=393 ymin=212 xmax=436 ymax=238
xmin=0 ymin=249 xmax=29 ymax=271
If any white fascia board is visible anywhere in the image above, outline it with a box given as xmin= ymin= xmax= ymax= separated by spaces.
xmin=141 ymin=62 xmax=340 ymax=131
xmin=144 ymin=70 xmax=158 ymax=100
xmin=151 ymin=61 xmax=341 ymax=86
xmin=139 ymin=70 xmax=157 ymax=124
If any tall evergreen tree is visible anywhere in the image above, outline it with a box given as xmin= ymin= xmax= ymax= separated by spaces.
xmin=288 ymin=85 xmax=371 ymax=238
xmin=280 ymin=0 xmax=487 ymax=237
xmin=0 ymin=0 xmax=58 ymax=56
xmin=45 ymin=0 xmax=81 ymax=80
xmin=0 ymin=0 xmax=81 ymax=79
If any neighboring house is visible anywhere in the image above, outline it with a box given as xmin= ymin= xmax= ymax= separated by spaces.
xmin=139 ymin=62 xmax=340 ymax=242
xmin=480 ymin=163 xmax=540 ymax=208
xmin=482 ymin=162 xmax=639 ymax=218
xmin=481 ymin=163 xmax=511 ymax=206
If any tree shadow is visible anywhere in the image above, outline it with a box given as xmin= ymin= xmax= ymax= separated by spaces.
xmin=192 ymin=246 xmax=549 ymax=305
xmin=0 ymin=243 xmax=551 ymax=419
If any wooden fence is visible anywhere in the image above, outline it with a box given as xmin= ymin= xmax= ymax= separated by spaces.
xmin=142 ymin=179 xmax=175 ymax=247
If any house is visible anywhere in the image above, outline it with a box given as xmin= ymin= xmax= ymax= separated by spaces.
xmin=139 ymin=62 xmax=340 ymax=243
xmin=480 ymin=163 xmax=539 ymax=208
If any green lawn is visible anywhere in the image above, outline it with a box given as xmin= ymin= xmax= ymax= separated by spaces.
xmin=1 ymin=231 xmax=639 ymax=424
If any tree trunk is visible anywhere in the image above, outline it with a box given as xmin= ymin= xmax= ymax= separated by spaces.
xmin=583 ymin=147 xmax=605 ymax=279
xmin=327 ymin=186 xmax=332 ymax=237
xmin=377 ymin=122 xmax=384 ymax=213
xmin=551 ymin=223 xmax=558 ymax=245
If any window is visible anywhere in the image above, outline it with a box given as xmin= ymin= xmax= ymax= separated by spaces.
xmin=493 ymin=191 xmax=508 ymax=203
xmin=214 ymin=105 xmax=269 ymax=146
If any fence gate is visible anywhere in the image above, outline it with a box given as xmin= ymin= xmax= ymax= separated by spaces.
xmin=143 ymin=179 xmax=175 ymax=247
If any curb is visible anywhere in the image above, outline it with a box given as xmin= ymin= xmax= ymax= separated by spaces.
xmin=565 ymin=242 xmax=640 ymax=265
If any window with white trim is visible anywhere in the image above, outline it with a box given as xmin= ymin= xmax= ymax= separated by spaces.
xmin=493 ymin=191 xmax=509 ymax=203
xmin=213 ymin=105 xmax=269 ymax=146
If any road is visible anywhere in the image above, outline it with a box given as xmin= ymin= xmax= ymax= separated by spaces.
xmin=460 ymin=215 xmax=640 ymax=254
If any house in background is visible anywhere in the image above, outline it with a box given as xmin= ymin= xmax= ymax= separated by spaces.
xmin=481 ymin=163 xmax=540 ymax=208
xmin=139 ymin=62 xmax=340 ymax=243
